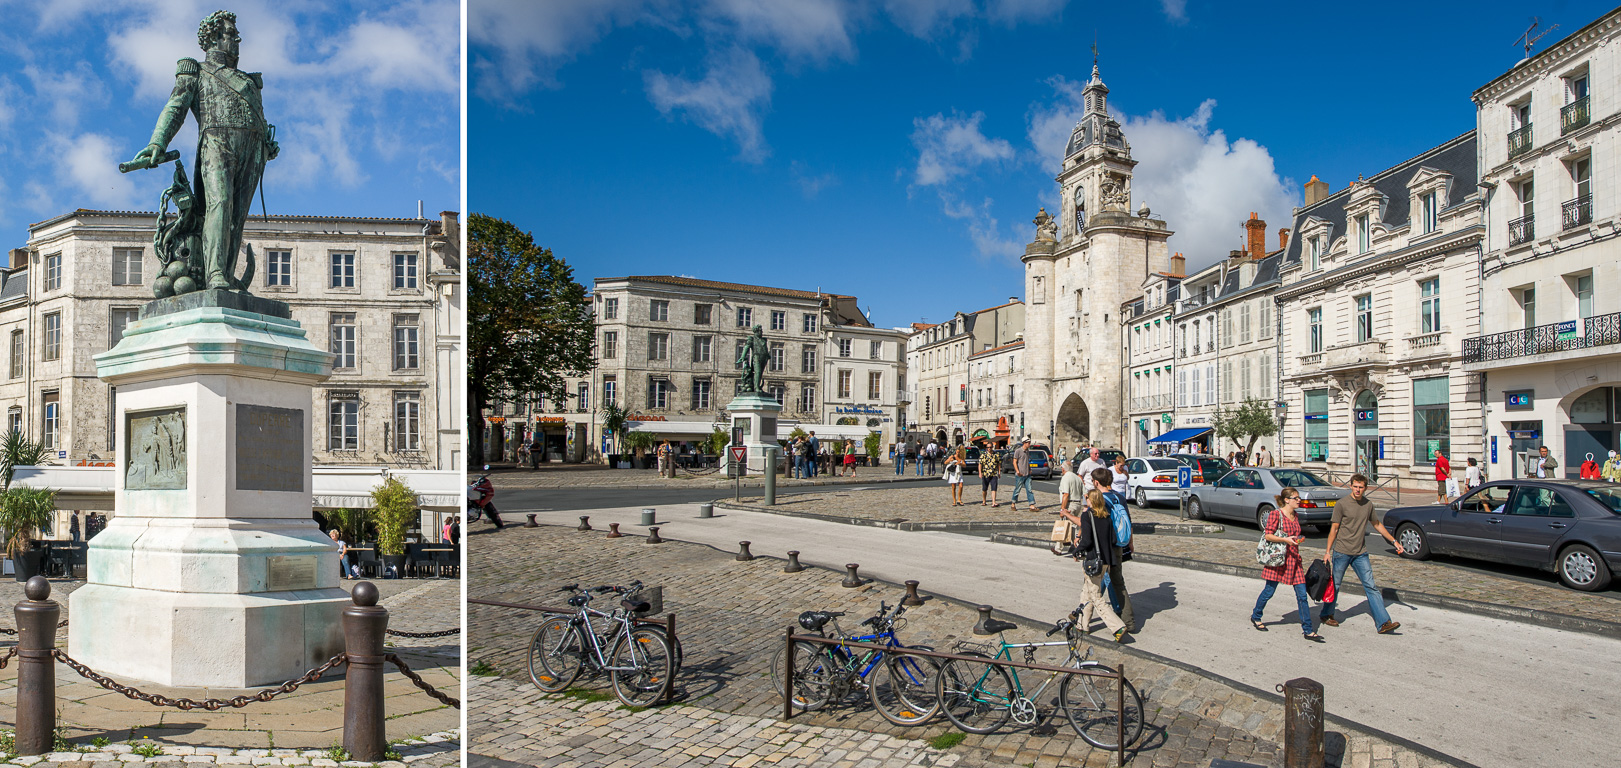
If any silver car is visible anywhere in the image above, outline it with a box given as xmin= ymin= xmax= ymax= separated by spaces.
xmin=1186 ymin=467 xmax=1348 ymax=529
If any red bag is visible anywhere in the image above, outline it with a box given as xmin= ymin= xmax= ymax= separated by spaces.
xmin=1323 ymin=574 xmax=1336 ymax=604
xmin=1582 ymin=460 xmax=1600 ymax=480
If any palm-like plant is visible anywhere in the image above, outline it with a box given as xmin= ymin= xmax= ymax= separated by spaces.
xmin=1 ymin=487 xmax=55 ymax=559
xmin=0 ymin=430 xmax=50 ymax=491
xmin=601 ymin=402 xmax=629 ymax=455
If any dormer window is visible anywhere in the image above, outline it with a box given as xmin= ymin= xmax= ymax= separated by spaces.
xmin=1421 ymin=192 xmax=1438 ymax=234
xmin=1356 ymin=215 xmax=1371 ymax=254
xmin=1309 ymin=237 xmax=1322 ymax=272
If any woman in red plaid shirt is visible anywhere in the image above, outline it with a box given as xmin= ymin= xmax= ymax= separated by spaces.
xmin=1250 ymin=487 xmax=1323 ymax=641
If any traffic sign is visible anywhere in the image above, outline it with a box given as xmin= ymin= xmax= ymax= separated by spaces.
xmin=729 ymin=445 xmax=748 ymax=464
xmin=1177 ymin=465 xmax=1192 ymax=489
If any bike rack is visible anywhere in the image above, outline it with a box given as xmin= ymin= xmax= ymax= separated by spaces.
xmin=780 ymin=629 xmax=1130 ymax=767
xmin=469 ymin=597 xmax=677 ymax=704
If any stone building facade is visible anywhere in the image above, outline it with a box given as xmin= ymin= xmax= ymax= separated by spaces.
xmin=1120 ymin=260 xmax=1182 ymax=455
xmin=7 ymin=210 xmax=459 ymax=471
xmin=1465 ymin=7 xmax=1621 ymax=479
xmin=966 ymin=340 xmax=1025 ymax=447
xmin=821 ymin=321 xmax=909 ymax=449
xmin=910 ymin=299 xmax=1024 ymax=447
xmin=1277 ymin=132 xmax=1484 ymax=480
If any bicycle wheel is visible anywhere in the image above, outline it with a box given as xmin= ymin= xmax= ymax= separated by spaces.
xmin=528 ymin=616 xmax=583 ymax=693
xmin=1059 ymin=664 xmax=1144 ymax=750
xmin=936 ymin=652 xmax=1013 ymax=734
xmin=608 ymin=627 xmax=674 ymax=707
xmin=770 ymin=640 xmax=834 ymax=711
xmin=868 ymin=647 xmax=941 ymax=726
xmin=634 ymin=622 xmax=685 ymax=672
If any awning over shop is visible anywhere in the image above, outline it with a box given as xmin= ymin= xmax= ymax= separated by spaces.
xmin=796 ymin=424 xmax=875 ymax=440
xmin=1147 ymin=427 xmax=1212 ymax=444
xmin=626 ymin=420 xmax=720 ymax=437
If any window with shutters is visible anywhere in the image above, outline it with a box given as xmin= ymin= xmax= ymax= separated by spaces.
xmin=1222 ymin=359 xmax=1233 ymax=403
xmin=1259 ymin=301 xmax=1272 ymax=339
xmin=1190 ymin=367 xmax=1201 ymax=406
xmin=1260 ymin=352 xmax=1272 ymax=398
xmin=1205 ymin=362 xmax=1216 ymax=404
xmin=1221 ymin=309 xmax=1233 ymax=348
xmin=9 ymin=331 xmax=21 ymax=379
xmin=1240 ymin=357 xmax=1251 ymax=400
xmin=1240 ymin=303 xmax=1251 ymax=343
xmin=1177 ymin=369 xmax=1188 ymax=407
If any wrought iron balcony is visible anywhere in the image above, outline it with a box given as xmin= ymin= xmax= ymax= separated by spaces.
xmin=1509 ymin=214 xmax=1535 ymax=246
xmin=1463 ymin=311 xmax=1621 ymax=363
xmin=1562 ymin=96 xmax=1590 ymax=135
xmin=1206 ymin=341 xmax=1215 ymax=353
xmin=1564 ymin=195 xmax=1593 ymax=230
xmin=1507 ymin=124 xmax=1534 ymax=159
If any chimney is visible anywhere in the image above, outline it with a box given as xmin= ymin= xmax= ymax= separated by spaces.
xmin=1010 ymin=296 xmax=1019 ymax=304
xmin=1244 ymin=212 xmax=1267 ymax=260
xmin=8 ymin=249 xmax=25 ymax=270
xmin=1278 ymin=228 xmax=1291 ymax=250
xmin=1303 ymin=175 xmax=1329 ymax=206
xmin=1169 ymin=252 xmax=1186 ymax=277
xmin=1229 ymin=249 xmax=1247 ymax=261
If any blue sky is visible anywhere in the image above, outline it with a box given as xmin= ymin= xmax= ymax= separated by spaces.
xmin=473 ymin=0 xmax=1615 ymax=329
xmin=0 ymin=0 xmax=459 ymax=249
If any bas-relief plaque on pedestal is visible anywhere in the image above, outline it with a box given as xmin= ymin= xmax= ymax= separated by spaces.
xmin=127 ymin=408 xmax=187 ymax=490
xmin=236 ymin=404 xmax=304 ymax=492
xmin=266 ymin=555 xmax=317 ymax=591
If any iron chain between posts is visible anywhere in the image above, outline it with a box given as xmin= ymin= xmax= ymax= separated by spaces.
xmin=384 ymin=627 xmax=460 ymax=638
xmin=384 ymin=653 xmax=461 ymax=709
xmin=0 ymin=619 xmax=70 ymax=636
xmin=0 ymin=646 xmax=16 ymax=669
xmin=51 ymin=651 xmax=348 ymax=711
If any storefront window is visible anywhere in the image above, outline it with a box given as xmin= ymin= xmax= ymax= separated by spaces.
xmin=1305 ymin=388 xmax=1328 ymax=462
xmin=1413 ymin=376 xmax=1449 ymax=462
xmin=1570 ymin=387 xmax=1609 ymax=424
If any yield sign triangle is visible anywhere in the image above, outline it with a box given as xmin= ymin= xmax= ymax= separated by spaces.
xmin=729 ymin=445 xmax=749 ymax=463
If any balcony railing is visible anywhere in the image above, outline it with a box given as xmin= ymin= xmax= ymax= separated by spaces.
xmin=1206 ymin=341 xmax=1215 ymax=354
xmin=1408 ymin=332 xmax=1445 ymax=349
xmin=1564 ymin=195 xmax=1593 ymax=230
xmin=1463 ymin=311 xmax=1621 ymax=363
xmin=1130 ymin=394 xmax=1173 ymax=412
xmin=1507 ymin=124 xmax=1534 ymax=159
xmin=1509 ymin=214 xmax=1535 ymax=246
xmin=1299 ymin=352 xmax=1324 ymax=365
xmin=1562 ymin=96 xmax=1590 ymax=135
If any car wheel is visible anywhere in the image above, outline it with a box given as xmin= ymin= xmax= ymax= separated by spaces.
xmin=1395 ymin=523 xmax=1429 ymax=560
xmin=1135 ymin=487 xmax=1149 ymax=508
xmin=1558 ymin=544 xmax=1613 ymax=592
xmin=1255 ymin=504 xmax=1274 ymax=531
xmin=1187 ymin=496 xmax=1203 ymax=520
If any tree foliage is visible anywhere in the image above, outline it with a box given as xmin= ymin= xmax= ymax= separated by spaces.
xmin=369 ymin=477 xmax=419 ymax=557
xmin=468 ymin=214 xmax=595 ymax=462
xmin=1213 ymin=398 xmax=1279 ymax=457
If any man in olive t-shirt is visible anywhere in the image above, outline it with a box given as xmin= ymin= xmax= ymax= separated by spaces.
xmin=1318 ymin=474 xmax=1406 ymax=634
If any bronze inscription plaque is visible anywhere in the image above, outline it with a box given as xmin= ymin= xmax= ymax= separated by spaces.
xmin=126 ymin=407 xmax=187 ymax=490
xmin=267 ymin=555 xmax=317 ymax=591
xmin=236 ymin=404 xmax=304 ymax=492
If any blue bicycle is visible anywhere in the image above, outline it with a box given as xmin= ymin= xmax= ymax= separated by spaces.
xmin=770 ymin=601 xmax=941 ymax=726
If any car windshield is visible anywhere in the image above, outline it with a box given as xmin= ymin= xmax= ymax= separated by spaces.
xmin=1029 ymin=449 xmax=1049 ymax=460
xmin=1197 ymin=458 xmax=1231 ymax=476
xmin=1271 ymin=469 xmax=1329 ymax=487
xmin=1585 ymin=488 xmax=1621 ymax=514
xmin=1146 ymin=458 xmax=1180 ymax=470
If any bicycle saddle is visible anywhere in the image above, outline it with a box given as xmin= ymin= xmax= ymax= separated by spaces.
xmin=976 ymin=618 xmax=1018 ymax=635
xmin=797 ymin=611 xmax=844 ymax=631
xmin=621 ymin=598 xmax=652 ymax=614
xmin=567 ymin=594 xmax=590 ymax=608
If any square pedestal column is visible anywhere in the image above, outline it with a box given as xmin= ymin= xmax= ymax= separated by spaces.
xmin=726 ymin=394 xmax=783 ymax=473
xmin=70 ymin=293 xmax=347 ymax=688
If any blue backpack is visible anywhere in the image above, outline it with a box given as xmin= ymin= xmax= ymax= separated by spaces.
xmin=1102 ymin=491 xmax=1132 ymax=547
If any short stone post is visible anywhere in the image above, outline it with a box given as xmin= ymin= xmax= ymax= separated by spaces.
xmin=783 ymin=551 xmax=805 ymax=573
xmin=524 ymin=514 xmax=539 ymax=528
xmin=736 ymin=542 xmax=754 ymax=561
xmin=972 ymin=605 xmax=996 ymax=635
xmin=606 ymin=523 xmax=623 ymax=538
xmin=764 ymin=447 xmax=777 ymax=506
xmin=1280 ymin=677 xmax=1325 ymax=768
xmin=646 ymin=527 xmax=664 ymax=544
xmin=841 ymin=563 xmax=863 ymax=588
xmin=901 ymin=580 xmax=925 ymax=607
xmin=15 ymin=576 xmax=58 ymax=755
xmin=576 ymin=516 xmax=592 ymax=531
xmin=698 ymin=503 xmax=714 ymax=518
xmin=343 ymin=582 xmax=388 ymax=763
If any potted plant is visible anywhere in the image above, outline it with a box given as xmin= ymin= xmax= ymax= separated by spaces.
xmin=705 ymin=428 xmax=728 ymax=468
xmin=370 ymin=477 xmax=419 ymax=579
xmin=623 ymin=431 xmax=655 ymax=469
xmin=864 ymin=432 xmax=883 ymax=468
xmin=0 ymin=431 xmax=51 ymax=581
xmin=2 ymin=487 xmax=56 ymax=582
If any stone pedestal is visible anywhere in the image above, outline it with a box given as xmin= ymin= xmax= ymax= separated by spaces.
xmin=69 ymin=291 xmax=346 ymax=688
xmin=726 ymin=393 xmax=782 ymax=473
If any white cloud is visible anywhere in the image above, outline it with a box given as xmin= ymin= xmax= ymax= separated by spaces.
xmin=940 ymin=194 xmax=1022 ymax=262
xmin=910 ymin=110 xmax=1014 ymax=187
xmin=985 ymin=0 xmax=1069 ymax=25
xmin=791 ymin=161 xmax=838 ymax=198
xmin=645 ymin=47 xmax=774 ymax=163
xmin=882 ymin=0 xmax=975 ymax=38
xmin=1160 ymin=0 xmax=1188 ymax=23
xmin=706 ymin=0 xmax=856 ymax=62
xmin=23 ymin=63 xmax=105 ymax=129
xmin=50 ymin=133 xmax=144 ymax=210
xmin=469 ymin=0 xmax=658 ymax=96
xmin=1027 ymin=80 xmax=1297 ymax=270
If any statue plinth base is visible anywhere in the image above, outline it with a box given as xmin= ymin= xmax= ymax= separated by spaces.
xmin=71 ymin=304 xmax=344 ymax=688
xmin=726 ymin=394 xmax=783 ymax=473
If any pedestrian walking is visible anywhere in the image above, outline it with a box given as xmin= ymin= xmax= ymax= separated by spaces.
xmin=1433 ymin=450 xmax=1451 ymax=504
xmin=1530 ymin=445 xmax=1558 ymax=478
xmin=1011 ymin=437 xmax=1038 ymax=511
xmin=1318 ymin=474 xmax=1404 ymax=635
xmin=1466 ymin=456 xmax=1485 ymax=489
xmin=69 ymin=513 xmax=80 ymax=543
xmin=1109 ymin=455 xmax=1129 ymax=496
xmin=843 ymin=439 xmax=858 ymax=476
xmin=1234 ymin=448 xmax=1248 ymax=468
xmin=1077 ymin=447 xmax=1105 ymax=492
xmin=979 ymin=445 xmax=1000 ymax=507
xmin=1251 ymin=486 xmax=1322 ymax=641
xmin=449 ymin=516 xmax=461 ymax=545
xmin=1093 ymin=468 xmax=1135 ymax=632
xmin=516 ymin=440 xmax=531 ymax=468
xmin=894 ymin=440 xmax=907 ymax=475
xmin=1255 ymin=445 xmax=1273 ymax=467
xmin=808 ymin=432 xmax=821 ymax=477
xmin=441 ymin=516 xmax=452 ymax=543
xmin=925 ymin=439 xmax=939 ymax=475
xmin=1062 ymin=490 xmax=1129 ymax=642
xmin=944 ymin=447 xmax=966 ymax=505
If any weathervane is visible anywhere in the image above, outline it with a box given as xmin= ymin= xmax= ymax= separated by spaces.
xmin=1091 ymin=32 xmax=1098 ymax=65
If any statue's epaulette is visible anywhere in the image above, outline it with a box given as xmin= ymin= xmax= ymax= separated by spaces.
xmin=176 ymin=58 xmax=200 ymax=76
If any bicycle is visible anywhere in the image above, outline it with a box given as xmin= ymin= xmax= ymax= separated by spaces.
xmin=935 ymin=616 xmax=1144 ymax=749
xmin=528 ymin=580 xmax=677 ymax=707
xmin=769 ymin=601 xmax=941 ymax=726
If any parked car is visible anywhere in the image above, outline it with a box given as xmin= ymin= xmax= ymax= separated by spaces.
xmin=1185 ymin=467 xmax=1347 ymax=529
xmin=1001 ymin=446 xmax=1054 ymax=480
xmin=1382 ymin=479 xmax=1621 ymax=591
xmin=1097 ymin=449 xmax=1126 ymax=467
xmin=1169 ymin=453 xmax=1233 ymax=485
xmin=1125 ymin=456 xmax=1186 ymax=507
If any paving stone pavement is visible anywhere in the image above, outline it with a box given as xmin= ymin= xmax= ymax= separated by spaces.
xmin=470 ymin=525 xmax=1458 ymax=767
xmin=0 ymin=730 xmax=460 ymax=767
xmin=0 ymin=578 xmax=460 ymax=753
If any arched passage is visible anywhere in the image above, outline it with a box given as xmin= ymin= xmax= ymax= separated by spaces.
xmin=1056 ymin=393 xmax=1091 ymax=445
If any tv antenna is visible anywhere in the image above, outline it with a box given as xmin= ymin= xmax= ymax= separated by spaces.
xmin=1514 ymin=17 xmax=1558 ymax=58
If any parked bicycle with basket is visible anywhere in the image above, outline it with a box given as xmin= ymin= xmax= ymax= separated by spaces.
xmin=528 ymin=580 xmax=678 ymax=706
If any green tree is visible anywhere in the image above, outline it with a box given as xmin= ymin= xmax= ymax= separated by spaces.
xmin=468 ymin=214 xmax=595 ymax=463
xmin=1213 ymin=398 xmax=1279 ymax=458
xmin=704 ymin=428 xmax=728 ymax=456
xmin=369 ymin=477 xmax=419 ymax=557
xmin=0 ymin=430 xmax=49 ymax=491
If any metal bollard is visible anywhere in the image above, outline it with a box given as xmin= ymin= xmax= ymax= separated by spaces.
xmin=15 ymin=576 xmax=57 ymax=755
xmin=902 ymin=580 xmax=925 ymax=607
xmin=524 ymin=514 xmax=538 ymax=528
xmin=764 ymin=447 xmax=777 ymax=506
xmin=841 ymin=563 xmax=863 ymax=588
xmin=783 ymin=551 xmax=805 ymax=573
xmin=606 ymin=522 xmax=623 ymax=538
xmin=646 ymin=527 xmax=664 ymax=544
xmin=972 ymin=604 xmax=996 ymax=635
xmin=1279 ymin=677 xmax=1325 ymax=768
xmin=576 ymin=516 xmax=592 ymax=531
xmin=343 ymin=582 xmax=388 ymax=763
xmin=640 ymin=508 xmax=657 ymax=526
xmin=736 ymin=541 xmax=754 ymax=561
xmin=698 ymin=503 xmax=714 ymax=518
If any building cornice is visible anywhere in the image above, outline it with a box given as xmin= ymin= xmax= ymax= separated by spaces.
xmin=1275 ymin=226 xmax=1484 ymax=302
xmin=1473 ymin=10 xmax=1621 ymax=103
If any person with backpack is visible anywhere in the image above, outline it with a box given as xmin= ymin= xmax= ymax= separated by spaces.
xmin=1061 ymin=489 xmax=1129 ymax=643
xmin=1093 ymin=467 xmax=1135 ymax=632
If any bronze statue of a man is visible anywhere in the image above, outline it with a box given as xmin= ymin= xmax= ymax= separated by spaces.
xmin=736 ymin=325 xmax=769 ymax=394
xmin=125 ymin=10 xmax=278 ymax=295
